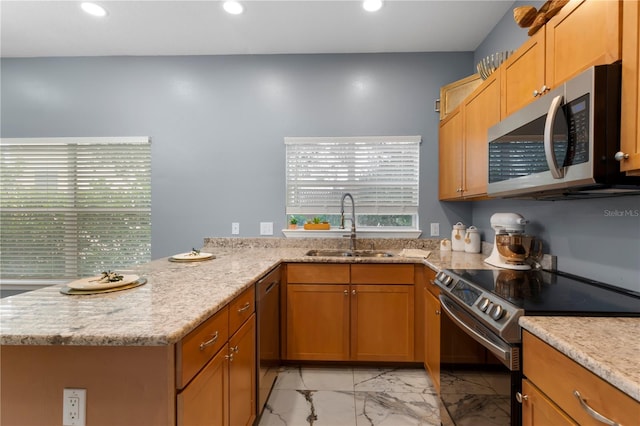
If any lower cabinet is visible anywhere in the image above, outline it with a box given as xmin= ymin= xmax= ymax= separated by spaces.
xmin=285 ymin=263 xmax=415 ymax=362
xmin=423 ymin=267 xmax=440 ymax=393
xmin=178 ymin=343 xmax=229 ymax=426
xmin=522 ymin=331 xmax=639 ymax=426
xmin=176 ymin=286 xmax=256 ymax=426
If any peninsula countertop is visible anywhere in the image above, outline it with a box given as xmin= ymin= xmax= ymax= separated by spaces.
xmin=1 ymin=243 xmax=484 ymax=347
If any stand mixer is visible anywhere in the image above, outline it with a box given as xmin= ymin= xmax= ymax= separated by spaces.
xmin=485 ymin=212 xmax=542 ymax=270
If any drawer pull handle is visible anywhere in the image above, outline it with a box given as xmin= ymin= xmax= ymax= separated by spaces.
xmin=237 ymin=302 xmax=251 ymax=313
xmin=516 ymin=392 xmax=528 ymax=403
xmin=573 ymin=390 xmax=620 ymax=426
xmin=199 ymin=331 xmax=219 ymax=351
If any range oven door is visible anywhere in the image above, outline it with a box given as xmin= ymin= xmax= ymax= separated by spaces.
xmin=438 ymin=294 xmax=522 ymax=426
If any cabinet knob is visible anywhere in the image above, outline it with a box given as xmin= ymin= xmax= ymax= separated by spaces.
xmin=352 ymin=289 xmax=356 ymax=295
xmin=344 ymin=290 xmax=348 ymax=295
xmin=516 ymin=392 xmax=528 ymax=403
xmin=225 ymin=353 xmax=234 ymax=361
xmin=615 ymin=151 xmax=629 ymax=162
xmin=435 ymin=310 xmax=441 ymax=315
xmin=231 ymin=345 xmax=239 ymax=353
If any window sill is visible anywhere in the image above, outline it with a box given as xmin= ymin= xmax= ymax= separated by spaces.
xmin=282 ymin=228 xmax=422 ymax=239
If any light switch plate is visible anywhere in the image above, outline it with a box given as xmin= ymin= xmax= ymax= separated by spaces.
xmin=231 ymin=222 xmax=240 ymax=235
xmin=430 ymin=223 xmax=440 ymax=236
xmin=260 ymin=222 xmax=273 ymax=235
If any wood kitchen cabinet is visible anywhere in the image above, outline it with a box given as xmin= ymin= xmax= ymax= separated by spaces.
xmin=620 ymin=0 xmax=640 ymax=174
xmin=500 ymin=0 xmax=620 ymax=118
xmin=177 ymin=285 xmax=256 ymax=426
xmin=438 ymin=106 xmax=464 ymax=200
xmin=439 ymin=70 xmax=500 ymax=200
xmin=501 ymin=29 xmax=546 ymax=118
xmin=462 ymin=69 xmax=501 ymax=198
xmin=522 ymin=331 xmax=640 ymax=426
xmin=423 ymin=267 xmax=441 ymax=393
xmin=285 ymin=263 xmax=415 ymax=362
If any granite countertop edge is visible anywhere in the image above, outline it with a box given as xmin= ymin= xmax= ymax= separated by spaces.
xmin=519 ymin=316 xmax=640 ymax=402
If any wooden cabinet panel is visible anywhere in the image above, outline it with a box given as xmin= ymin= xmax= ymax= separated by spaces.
xmin=286 ymin=284 xmax=350 ymax=360
xmin=287 ymin=263 xmax=350 ymax=284
xmin=351 ymin=263 xmax=414 ymax=284
xmin=177 ymin=344 xmax=229 ymax=426
xmin=523 ymin=331 xmax=640 ymax=426
xmin=501 ymin=30 xmax=546 ymax=118
xmin=463 ymin=70 xmax=501 ymax=197
xmin=229 ymin=286 xmax=255 ymax=336
xmin=423 ymin=283 xmax=441 ymax=393
xmin=621 ymin=0 xmax=640 ymax=174
xmin=545 ymin=0 xmax=620 ymax=87
xmin=176 ymin=306 xmax=229 ymax=390
xmin=229 ymin=315 xmax=256 ymax=426
xmin=521 ymin=379 xmax=577 ymax=426
xmin=351 ymin=284 xmax=414 ymax=361
xmin=438 ymin=107 xmax=464 ymax=200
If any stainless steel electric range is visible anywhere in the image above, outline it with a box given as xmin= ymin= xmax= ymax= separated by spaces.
xmin=433 ymin=268 xmax=640 ymax=426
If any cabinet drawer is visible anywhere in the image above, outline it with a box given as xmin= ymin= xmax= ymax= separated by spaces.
xmin=229 ymin=285 xmax=255 ymax=335
xmin=351 ymin=264 xmax=414 ymax=284
xmin=287 ymin=264 xmax=350 ymax=284
xmin=176 ymin=306 xmax=229 ymax=389
xmin=523 ymin=331 xmax=639 ymax=426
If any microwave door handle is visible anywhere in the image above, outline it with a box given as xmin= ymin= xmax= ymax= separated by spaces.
xmin=543 ymin=94 xmax=565 ymax=179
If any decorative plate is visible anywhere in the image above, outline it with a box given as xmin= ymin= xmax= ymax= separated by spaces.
xmin=66 ymin=274 xmax=140 ymax=290
xmin=169 ymin=252 xmax=215 ymax=262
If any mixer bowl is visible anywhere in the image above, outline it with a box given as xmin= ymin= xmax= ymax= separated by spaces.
xmin=495 ymin=234 xmax=542 ymax=264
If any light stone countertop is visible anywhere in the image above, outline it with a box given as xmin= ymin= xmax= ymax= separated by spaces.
xmin=520 ymin=316 xmax=640 ymax=402
xmin=1 ymin=238 xmax=637 ymax=402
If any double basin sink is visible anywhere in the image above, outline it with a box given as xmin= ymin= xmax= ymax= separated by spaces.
xmin=305 ymin=249 xmax=394 ymax=258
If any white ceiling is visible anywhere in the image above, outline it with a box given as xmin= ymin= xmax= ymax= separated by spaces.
xmin=0 ymin=0 xmax=514 ymax=58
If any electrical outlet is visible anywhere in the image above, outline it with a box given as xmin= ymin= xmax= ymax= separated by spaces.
xmin=260 ymin=222 xmax=273 ymax=236
xmin=430 ymin=222 xmax=440 ymax=237
xmin=63 ymin=388 xmax=86 ymax=426
xmin=231 ymin=222 xmax=240 ymax=235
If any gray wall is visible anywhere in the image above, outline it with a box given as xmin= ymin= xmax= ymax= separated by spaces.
xmin=467 ymin=1 xmax=640 ymax=291
xmin=1 ymin=52 xmax=474 ymax=259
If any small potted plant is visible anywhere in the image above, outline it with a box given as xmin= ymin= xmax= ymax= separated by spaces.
xmin=288 ymin=217 xmax=298 ymax=229
xmin=303 ymin=216 xmax=330 ymax=230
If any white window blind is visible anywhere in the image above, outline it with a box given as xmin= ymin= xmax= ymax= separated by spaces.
xmin=285 ymin=136 xmax=421 ymax=216
xmin=0 ymin=137 xmax=151 ymax=283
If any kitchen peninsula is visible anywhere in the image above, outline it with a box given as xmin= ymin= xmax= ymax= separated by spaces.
xmin=1 ymin=238 xmax=638 ymax=425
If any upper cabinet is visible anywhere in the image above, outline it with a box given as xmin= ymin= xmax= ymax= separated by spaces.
xmin=439 ymin=71 xmax=501 ymax=200
xmin=501 ymin=30 xmax=546 ymax=118
xmin=620 ymin=0 xmax=640 ymax=174
xmin=501 ymin=0 xmax=620 ymax=118
xmin=545 ymin=0 xmax=620 ymax=87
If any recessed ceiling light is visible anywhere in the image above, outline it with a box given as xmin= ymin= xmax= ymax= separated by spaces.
xmin=363 ymin=0 xmax=383 ymax=12
xmin=223 ymin=1 xmax=244 ymax=15
xmin=80 ymin=2 xmax=108 ymax=17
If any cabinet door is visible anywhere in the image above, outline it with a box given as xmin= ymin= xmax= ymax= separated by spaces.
xmin=286 ymin=284 xmax=350 ymax=361
xmin=621 ymin=0 xmax=640 ymax=174
xmin=177 ymin=344 xmax=229 ymax=426
xmin=438 ymin=106 xmax=464 ymax=200
xmin=351 ymin=284 xmax=414 ymax=361
xmin=501 ymin=29 xmax=546 ymax=118
xmin=545 ymin=0 xmax=620 ymax=87
xmin=521 ymin=379 xmax=577 ymax=426
xmin=424 ymin=287 xmax=441 ymax=393
xmin=463 ymin=70 xmax=501 ymax=198
xmin=229 ymin=315 xmax=256 ymax=426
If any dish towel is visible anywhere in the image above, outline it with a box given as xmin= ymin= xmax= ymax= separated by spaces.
xmin=399 ymin=249 xmax=431 ymax=259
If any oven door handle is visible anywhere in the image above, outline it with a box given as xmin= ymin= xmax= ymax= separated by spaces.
xmin=439 ymin=294 xmax=516 ymax=370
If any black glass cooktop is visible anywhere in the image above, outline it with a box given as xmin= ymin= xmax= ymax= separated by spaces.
xmin=446 ymin=269 xmax=640 ymax=316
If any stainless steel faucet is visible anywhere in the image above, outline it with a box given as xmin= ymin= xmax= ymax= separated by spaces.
xmin=340 ymin=193 xmax=356 ymax=251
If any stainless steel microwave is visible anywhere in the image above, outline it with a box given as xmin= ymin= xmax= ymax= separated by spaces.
xmin=487 ymin=63 xmax=640 ymax=199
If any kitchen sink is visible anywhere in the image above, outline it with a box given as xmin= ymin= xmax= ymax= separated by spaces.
xmin=305 ymin=249 xmax=394 ymax=258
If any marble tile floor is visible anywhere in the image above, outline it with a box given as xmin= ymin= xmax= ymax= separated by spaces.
xmin=257 ymin=366 xmax=445 ymax=426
